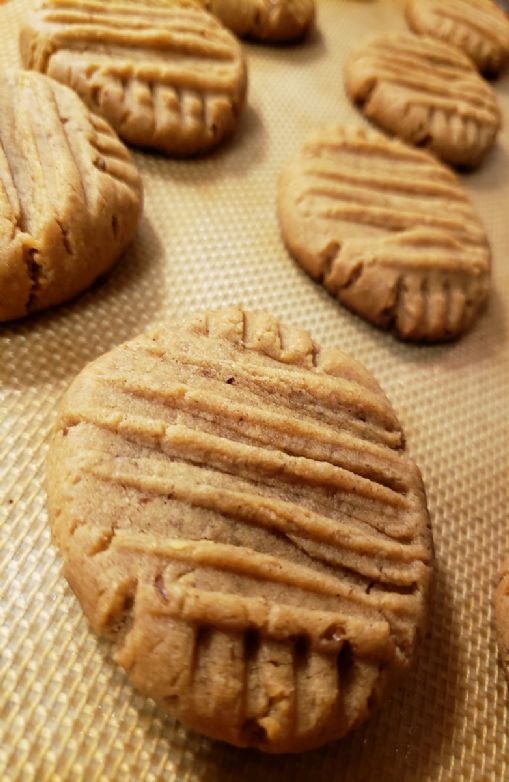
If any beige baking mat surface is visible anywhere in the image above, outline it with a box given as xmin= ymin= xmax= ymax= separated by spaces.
xmin=1 ymin=0 xmax=509 ymax=779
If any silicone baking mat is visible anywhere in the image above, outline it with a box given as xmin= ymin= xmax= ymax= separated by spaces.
xmin=1 ymin=1 xmax=508 ymax=779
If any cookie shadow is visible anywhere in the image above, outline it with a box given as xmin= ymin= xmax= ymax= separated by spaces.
xmin=243 ymin=25 xmax=327 ymax=66
xmin=219 ymin=104 xmax=266 ymax=165
xmin=0 ymin=215 xmax=166 ymax=391
xmin=489 ymin=66 xmax=509 ymax=98
xmin=132 ymin=563 xmax=459 ymax=782
xmin=376 ymin=284 xmax=507 ymax=374
xmin=143 ymin=104 xmax=266 ymax=189
xmin=459 ymin=141 xmax=509 ymax=193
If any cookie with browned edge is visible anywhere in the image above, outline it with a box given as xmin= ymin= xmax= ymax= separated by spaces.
xmin=46 ymin=307 xmax=433 ymax=753
xmin=344 ymin=32 xmax=501 ymax=167
xmin=198 ymin=0 xmax=315 ymax=42
xmin=406 ymin=0 xmax=509 ymax=76
xmin=20 ymin=0 xmax=248 ymax=156
xmin=0 ymin=69 xmax=142 ymax=322
xmin=278 ymin=125 xmax=490 ymax=341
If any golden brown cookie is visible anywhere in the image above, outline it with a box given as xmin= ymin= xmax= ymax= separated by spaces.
xmin=20 ymin=0 xmax=248 ymax=156
xmin=277 ymin=125 xmax=490 ymax=341
xmin=0 ymin=69 xmax=142 ymax=322
xmin=344 ymin=32 xmax=501 ymax=167
xmin=495 ymin=560 xmax=509 ymax=682
xmin=406 ymin=0 xmax=509 ymax=76
xmin=46 ymin=307 xmax=433 ymax=753
xmin=197 ymin=0 xmax=315 ymax=42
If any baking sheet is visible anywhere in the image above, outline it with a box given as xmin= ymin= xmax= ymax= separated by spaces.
xmin=1 ymin=0 xmax=509 ymax=779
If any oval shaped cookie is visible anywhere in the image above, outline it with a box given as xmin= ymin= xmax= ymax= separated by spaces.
xmin=46 ymin=307 xmax=433 ymax=753
xmin=20 ymin=0 xmax=248 ymax=156
xmin=344 ymin=32 xmax=501 ymax=167
xmin=277 ymin=125 xmax=490 ymax=341
xmin=198 ymin=0 xmax=315 ymax=42
xmin=406 ymin=0 xmax=509 ymax=76
xmin=0 ymin=69 xmax=142 ymax=322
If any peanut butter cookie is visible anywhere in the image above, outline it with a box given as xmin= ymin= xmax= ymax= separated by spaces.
xmin=0 ymin=69 xmax=142 ymax=322
xmin=406 ymin=0 xmax=509 ymax=76
xmin=198 ymin=0 xmax=315 ymax=42
xmin=344 ymin=32 xmax=501 ymax=167
xmin=278 ymin=125 xmax=490 ymax=341
xmin=20 ymin=0 xmax=248 ymax=156
xmin=46 ymin=307 xmax=433 ymax=752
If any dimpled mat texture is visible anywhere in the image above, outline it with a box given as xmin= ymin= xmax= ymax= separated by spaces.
xmin=0 ymin=0 xmax=508 ymax=780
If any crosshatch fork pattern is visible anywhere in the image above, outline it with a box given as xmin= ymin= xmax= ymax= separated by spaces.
xmin=1 ymin=0 xmax=509 ymax=780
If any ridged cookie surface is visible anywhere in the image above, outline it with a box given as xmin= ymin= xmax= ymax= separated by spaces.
xmin=0 ymin=69 xmax=142 ymax=322
xmin=46 ymin=307 xmax=433 ymax=753
xmin=344 ymin=32 xmax=501 ymax=167
xmin=197 ymin=0 xmax=314 ymax=42
xmin=20 ymin=0 xmax=248 ymax=156
xmin=406 ymin=0 xmax=509 ymax=76
xmin=278 ymin=126 xmax=490 ymax=341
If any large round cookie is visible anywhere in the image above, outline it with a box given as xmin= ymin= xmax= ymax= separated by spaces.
xmin=277 ymin=126 xmax=490 ymax=341
xmin=344 ymin=32 xmax=501 ymax=167
xmin=20 ymin=0 xmax=248 ymax=156
xmin=0 ymin=69 xmax=142 ymax=322
xmin=197 ymin=0 xmax=315 ymax=42
xmin=406 ymin=0 xmax=509 ymax=76
xmin=46 ymin=307 xmax=433 ymax=753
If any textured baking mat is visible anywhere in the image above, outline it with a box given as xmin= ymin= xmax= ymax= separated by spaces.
xmin=1 ymin=1 xmax=509 ymax=780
